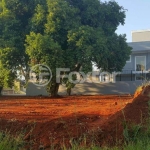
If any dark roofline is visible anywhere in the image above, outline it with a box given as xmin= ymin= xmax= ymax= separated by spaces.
xmin=127 ymin=41 xmax=150 ymax=44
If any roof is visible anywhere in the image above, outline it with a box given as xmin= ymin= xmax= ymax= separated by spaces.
xmin=128 ymin=41 xmax=150 ymax=52
xmin=132 ymin=29 xmax=150 ymax=33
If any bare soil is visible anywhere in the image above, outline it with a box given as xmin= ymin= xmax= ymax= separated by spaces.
xmin=0 ymin=87 xmax=149 ymax=150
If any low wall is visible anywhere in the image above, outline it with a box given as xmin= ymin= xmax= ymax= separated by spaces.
xmin=26 ymin=81 xmax=143 ymax=96
xmin=2 ymin=89 xmax=14 ymax=95
xmin=26 ymin=82 xmax=48 ymax=96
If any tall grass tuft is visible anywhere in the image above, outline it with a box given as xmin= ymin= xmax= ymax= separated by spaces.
xmin=0 ymin=131 xmax=25 ymax=150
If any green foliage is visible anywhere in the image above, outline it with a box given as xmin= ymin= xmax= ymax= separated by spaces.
xmin=0 ymin=131 xmax=25 ymax=150
xmin=25 ymin=0 xmax=131 ymax=96
xmin=123 ymin=122 xmax=142 ymax=144
xmin=0 ymin=62 xmax=15 ymax=94
xmin=0 ymin=0 xmax=132 ymax=96
xmin=0 ymin=0 xmax=40 ymax=80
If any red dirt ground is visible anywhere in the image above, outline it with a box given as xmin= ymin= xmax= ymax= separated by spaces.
xmin=0 ymin=86 xmax=149 ymax=149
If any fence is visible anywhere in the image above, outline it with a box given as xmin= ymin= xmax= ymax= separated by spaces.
xmin=116 ymin=70 xmax=150 ymax=81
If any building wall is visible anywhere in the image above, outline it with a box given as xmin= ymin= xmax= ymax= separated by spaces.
xmin=147 ymin=52 xmax=150 ymax=70
xmin=2 ymin=89 xmax=14 ymax=95
xmin=26 ymin=82 xmax=49 ymax=96
xmin=132 ymin=30 xmax=150 ymax=42
xmin=123 ymin=52 xmax=150 ymax=71
xmin=123 ymin=55 xmax=134 ymax=70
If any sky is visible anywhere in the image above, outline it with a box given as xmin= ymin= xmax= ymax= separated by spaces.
xmin=103 ymin=0 xmax=150 ymax=42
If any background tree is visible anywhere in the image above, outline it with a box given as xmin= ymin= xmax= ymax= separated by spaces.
xmin=0 ymin=62 xmax=15 ymax=95
xmin=26 ymin=0 xmax=132 ymax=97
xmin=0 ymin=0 xmax=46 ymax=82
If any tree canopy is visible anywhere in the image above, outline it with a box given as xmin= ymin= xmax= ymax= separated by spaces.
xmin=0 ymin=0 xmax=132 ymax=96
xmin=0 ymin=0 xmax=44 ymax=80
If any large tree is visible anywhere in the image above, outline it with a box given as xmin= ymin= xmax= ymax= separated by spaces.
xmin=25 ymin=0 xmax=132 ymax=96
xmin=0 ymin=0 xmax=131 ymax=96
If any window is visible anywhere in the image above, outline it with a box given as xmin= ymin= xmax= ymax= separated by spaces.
xmin=126 ymin=55 xmax=131 ymax=63
xmin=135 ymin=56 xmax=146 ymax=71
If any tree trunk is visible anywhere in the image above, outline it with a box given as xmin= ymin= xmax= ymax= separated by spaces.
xmin=20 ymin=66 xmax=29 ymax=86
xmin=0 ymin=86 xmax=3 ymax=96
xmin=66 ymin=88 xmax=71 ymax=96
xmin=64 ymin=63 xmax=81 ymax=96
xmin=49 ymin=83 xmax=60 ymax=97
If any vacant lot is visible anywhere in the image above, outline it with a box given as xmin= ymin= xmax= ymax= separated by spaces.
xmin=0 ymin=95 xmax=133 ymax=149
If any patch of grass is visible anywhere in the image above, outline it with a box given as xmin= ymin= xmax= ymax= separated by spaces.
xmin=0 ymin=131 xmax=25 ymax=150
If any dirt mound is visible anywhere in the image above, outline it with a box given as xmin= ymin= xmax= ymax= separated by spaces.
xmin=94 ymin=85 xmax=150 ymax=147
xmin=134 ymin=85 xmax=150 ymax=98
xmin=141 ymin=85 xmax=150 ymax=97
xmin=133 ymin=85 xmax=144 ymax=98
